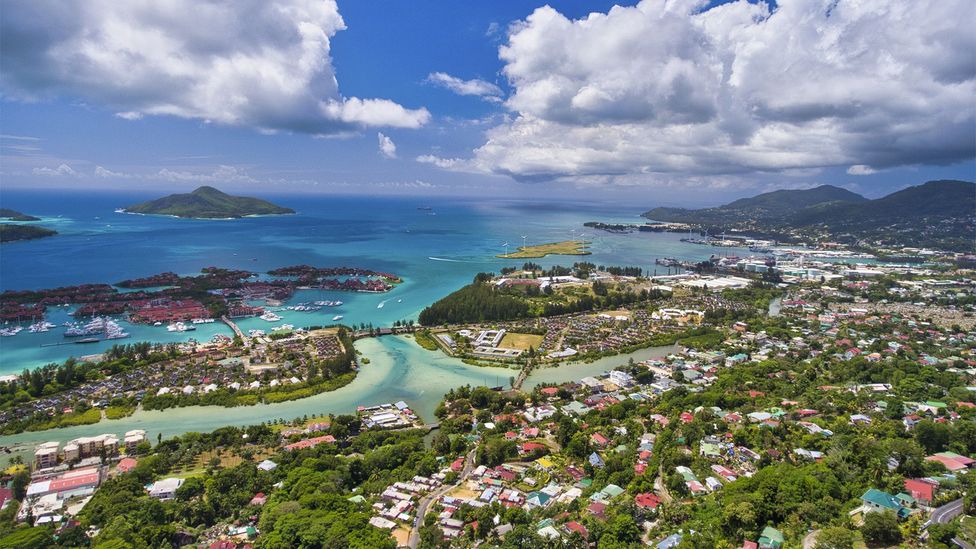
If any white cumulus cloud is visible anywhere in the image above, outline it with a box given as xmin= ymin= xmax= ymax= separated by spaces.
xmin=427 ymin=72 xmax=503 ymax=102
xmin=32 ymin=163 xmax=78 ymax=177
xmin=428 ymin=0 xmax=975 ymax=183
xmin=846 ymin=165 xmax=878 ymax=176
xmin=153 ymin=165 xmax=258 ymax=184
xmin=94 ymin=166 xmax=127 ymax=178
xmin=377 ymin=132 xmax=397 ymax=159
xmin=0 ymin=0 xmax=429 ymax=135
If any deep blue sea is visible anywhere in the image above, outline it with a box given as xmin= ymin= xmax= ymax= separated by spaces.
xmin=0 ymin=189 xmax=731 ymax=374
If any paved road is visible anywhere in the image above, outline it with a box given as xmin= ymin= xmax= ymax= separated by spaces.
xmin=802 ymin=529 xmax=821 ymax=549
xmin=924 ymin=498 xmax=972 ymax=549
xmin=407 ymin=448 xmax=476 ymax=548
xmin=928 ymin=498 xmax=965 ymax=526
xmin=654 ymin=465 xmax=673 ymax=504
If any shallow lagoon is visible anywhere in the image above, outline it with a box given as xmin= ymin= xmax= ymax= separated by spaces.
xmin=0 ymin=336 xmax=673 ymax=462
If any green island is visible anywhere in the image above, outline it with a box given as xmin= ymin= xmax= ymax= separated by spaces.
xmin=0 ymin=209 xmax=40 ymax=222
xmin=123 ymin=185 xmax=295 ymax=219
xmin=0 ymin=209 xmax=57 ymax=243
xmin=0 ymin=224 xmax=57 ymax=243
xmin=496 ymin=240 xmax=591 ymax=259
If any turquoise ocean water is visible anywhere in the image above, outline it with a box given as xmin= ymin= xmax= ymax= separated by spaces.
xmin=0 ymin=189 xmax=738 ymax=455
xmin=0 ymin=189 xmax=731 ymax=375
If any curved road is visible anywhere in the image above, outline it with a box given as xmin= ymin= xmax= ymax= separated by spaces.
xmin=407 ymin=448 xmax=477 ymax=548
xmin=925 ymin=498 xmax=972 ymax=549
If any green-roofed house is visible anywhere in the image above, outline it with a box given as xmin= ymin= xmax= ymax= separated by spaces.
xmin=758 ymin=526 xmax=784 ymax=549
xmin=700 ymin=442 xmax=722 ymax=458
xmin=861 ymin=488 xmax=911 ymax=518
xmin=598 ymin=483 xmax=625 ymax=500
xmin=895 ymin=492 xmax=916 ymax=508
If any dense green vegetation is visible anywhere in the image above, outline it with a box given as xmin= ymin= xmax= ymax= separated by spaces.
xmin=418 ymin=271 xmax=660 ymax=326
xmin=644 ymin=184 xmax=867 ymax=224
xmin=0 ymin=209 xmax=40 ymax=221
xmin=0 ymin=421 xmax=445 ymax=548
xmin=419 ymin=278 xmax=531 ymax=325
xmin=0 ymin=224 xmax=57 ymax=242
xmin=124 ymin=186 xmax=294 ymax=219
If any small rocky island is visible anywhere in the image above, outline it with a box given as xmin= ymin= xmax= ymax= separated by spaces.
xmin=123 ymin=185 xmax=294 ymax=219
xmin=0 ymin=209 xmax=57 ymax=243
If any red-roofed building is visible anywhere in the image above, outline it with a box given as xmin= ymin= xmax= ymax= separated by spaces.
xmin=520 ymin=442 xmax=547 ymax=455
xmin=742 ymin=541 xmax=758 ymax=549
xmin=249 ymin=492 xmax=267 ymax=506
xmin=565 ymin=466 xmax=585 ymax=481
xmin=450 ymin=458 xmax=465 ymax=472
xmin=283 ymin=435 xmax=336 ymax=451
xmin=635 ymin=492 xmax=661 ymax=510
xmin=116 ymin=457 xmax=138 ymax=474
xmin=50 ymin=470 xmax=101 ymax=492
xmin=587 ymin=501 xmax=607 ymax=520
xmin=590 ymin=433 xmax=609 ymax=447
xmin=564 ymin=521 xmax=589 ymax=539
xmin=679 ymin=411 xmax=694 ymax=424
xmin=926 ymin=452 xmax=975 ymax=471
xmin=493 ymin=466 xmax=518 ymax=482
xmin=904 ymin=479 xmax=937 ymax=505
xmin=540 ymin=387 xmax=560 ymax=398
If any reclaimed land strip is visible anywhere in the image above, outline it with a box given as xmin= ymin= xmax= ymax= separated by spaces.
xmin=496 ymin=240 xmax=591 ymax=259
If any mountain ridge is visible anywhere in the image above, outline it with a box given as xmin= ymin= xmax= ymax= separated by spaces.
xmin=642 ymin=180 xmax=975 ymax=252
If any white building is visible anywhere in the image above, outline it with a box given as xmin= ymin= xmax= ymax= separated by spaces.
xmin=148 ymin=477 xmax=185 ymax=500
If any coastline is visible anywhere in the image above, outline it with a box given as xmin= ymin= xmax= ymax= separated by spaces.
xmin=0 ymin=336 xmax=674 ymax=462
xmin=115 ymin=209 xmax=297 ymax=220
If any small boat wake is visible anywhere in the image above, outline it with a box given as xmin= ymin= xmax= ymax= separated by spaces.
xmin=428 ymin=256 xmax=468 ymax=263
xmin=377 ymin=299 xmax=388 ymax=309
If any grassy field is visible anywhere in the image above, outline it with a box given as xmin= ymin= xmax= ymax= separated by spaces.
xmin=961 ymin=516 xmax=976 ymax=544
xmin=170 ymin=447 xmax=277 ymax=478
xmin=497 ymin=240 xmax=591 ymax=258
xmin=499 ymin=332 xmax=544 ymax=350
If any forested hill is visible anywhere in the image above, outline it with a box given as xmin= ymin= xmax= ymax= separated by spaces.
xmin=0 ymin=208 xmax=40 ymax=221
xmin=643 ymin=184 xmax=867 ymax=224
xmin=124 ymin=186 xmax=294 ymax=219
xmin=642 ymin=180 xmax=975 ymax=251
xmin=0 ymin=224 xmax=57 ymax=243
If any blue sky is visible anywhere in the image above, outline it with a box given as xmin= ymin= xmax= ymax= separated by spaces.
xmin=1 ymin=0 xmax=973 ymax=207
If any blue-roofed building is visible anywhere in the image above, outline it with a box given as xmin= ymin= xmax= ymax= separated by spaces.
xmin=657 ymin=533 xmax=682 ymax=549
